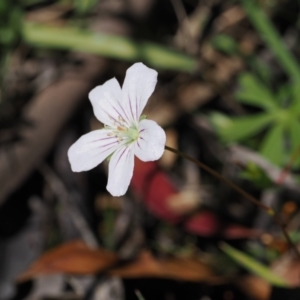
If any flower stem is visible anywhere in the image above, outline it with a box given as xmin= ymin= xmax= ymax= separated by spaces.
xmin=165 ymin=145 xmax=300 ymax=258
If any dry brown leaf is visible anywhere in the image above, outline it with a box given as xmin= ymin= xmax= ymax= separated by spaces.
xmin=18 ymin=243 xmax=221 ymax=284
xmin=109 ymin=250 xmax=219 ymax=283
xmin=17 ymin=240 xmax=118 ymax=282
xmin=237 ymin=275 xmax=271 ymax=300
xmin=272 ymin=253 xmax=300 ymax=287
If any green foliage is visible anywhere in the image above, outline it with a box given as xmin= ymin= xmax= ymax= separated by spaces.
xmin=0 ymin=0 xmax=23 ymax=96
xmin=210 ymin=1 xmax=300 ymax=167
xmin=22 ymin=22 xmax=196 ymax=72
xmin=74 ymin=0 xmax=98 ymax=15
xmin=210 ymin=71 xmax=300 ymax=166
xmin=211 ymin=34 xmax=238 ymax=55
xmin=220 ymin=242 xmax=289 ymax=287
xmin=235 ymin=73 xmax=277 ymax=111
xmin=0 ymin=1 xmax=22 ymax=46
xmin=240 ymin=162 xmax=272 ymax=189
xmin=240 ymin=0 xmax=300 ymax=83
xmin=210 ymin=111 xmax=273 ymax=142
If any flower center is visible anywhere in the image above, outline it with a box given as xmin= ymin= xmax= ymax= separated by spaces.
xmin=106 ymin=116 xmax=139 ymax=144
xmin=126 ymin=126 xmax=139 ymax=141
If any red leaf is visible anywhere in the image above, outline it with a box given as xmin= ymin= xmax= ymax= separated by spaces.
xmin=131 ymin=159 xmax=258 ymax=239
xmin=131 ymin=158 xmax=180 ymax=223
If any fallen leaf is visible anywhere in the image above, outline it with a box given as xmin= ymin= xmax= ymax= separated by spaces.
xmin=109 ymin=250 xmax=219 ymax=283
xmin=18 ymin=242 xmax=222 ymax=284
xmin=237 ymin=275 xmax=271 ymax=300
xmin=131 ymin=159 xmax=260 ymax=239
xmin=272 ymin=250 xmax=300 ymax=287
xmin=131 ymin=158 xmax=180 ymax=223
xmin=184 ymin=211 xmax=220 ymax=237
xmin=17 ymin=240 xmax=118 ymax=282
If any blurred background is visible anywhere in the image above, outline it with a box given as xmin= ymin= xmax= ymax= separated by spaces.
xmin=1 ymin=0 xmax=300 ymax=299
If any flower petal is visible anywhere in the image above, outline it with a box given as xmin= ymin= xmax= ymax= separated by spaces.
xmin=89 ymin=78 xmax=130 ymax=127
xmin=68 ymin=129 xmax=120 ymax=172
xmin=107 ymin=145 xmax=135 ymax=196
xmin=122 ymin=63 xmax=157 ymax=123
xmin=134 ymin=119 xmax=166 ymax=161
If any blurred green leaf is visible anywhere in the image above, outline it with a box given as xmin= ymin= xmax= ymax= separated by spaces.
xmin=220 ymin=242 xmax=289 ymax=287
xmin=240 ymin=162 xmax=272 ymax=189
xmin=22 ymin=22 xmax=197 ymax=72
xmin=0 ymin=28 xmax=16 ymax=45
xmin=0 ymin=1 xmax=9 ymax=14
xmin=210 ymin=112 xmax=273 ymax=141
xmin=247 ymin=56 xmax=272 ymax=85
xmin=236 ymin=73 xmax=277 ymax=111
xmin=288 ymin=119 xmax=300 ymax=167
xmin=259 ymin=124 xmax=285 ymax=165
xmin=211 ymin=34 xmax=238 ymax=55
xmin=289 ymin=85 xmax=300 ymax=117
xmin=74 ymin=0 xmax=98 ymax=14
xmin=240 ymin=0 xmax=300 ymax=83
xmin=276 ymin=84 xmax=293 ymax=107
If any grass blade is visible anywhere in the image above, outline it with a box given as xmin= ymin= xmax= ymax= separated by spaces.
xmin=220 ymin=242 xmax=289 ymax=287
xmin=22 ymin=22 xmax=196 ymax=72
xmin=240 ymin=0 xmax=300 ymax=82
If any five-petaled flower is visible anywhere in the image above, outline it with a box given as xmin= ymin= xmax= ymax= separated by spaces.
xmin=68 ymin=63 xmax=166 ymax=196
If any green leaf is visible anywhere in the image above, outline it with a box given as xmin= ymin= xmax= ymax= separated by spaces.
xmin=276 ymin=84 xmax=293 ymax=107
xmin=236 ymin=73 xmax=277 ymax=111
xmin=220 ymin=242 xmax=289 ymax=287
xmin=22 ymin=22 xmax=196 ymax=72
xmin=211 ymin=34 xmax=238 ymax=55
xmin=210 ymin=112 xmax=274 ymax=141
xmin=289 ymin=84 xmax=300 ymax=116
xmin=260 ymin=124 xmax=285 ymax=165
xmin=0 ymin=1 xmax=9 ymax=15
xmin=240 ymin=162 xmax=272 ymax=189
xmin=74 ymin=0 xmax=98 ymax=14
xmin=240 ymin=0 xmax=300 ymax=83
xmin=288 ymin=119 xmax=300 ymax=167
xmin=247 ymin=56 xmax=272 ymax=86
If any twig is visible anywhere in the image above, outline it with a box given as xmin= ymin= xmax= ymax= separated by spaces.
xmin=165 ymin=145 xmax=300 ymax=258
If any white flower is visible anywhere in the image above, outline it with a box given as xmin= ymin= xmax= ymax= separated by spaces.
xmin=68 ymin=63 xmax=166 ymax=196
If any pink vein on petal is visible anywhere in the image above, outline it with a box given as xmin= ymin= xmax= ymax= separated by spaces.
xmin=116 ymin=147 xmax=127 ymax=165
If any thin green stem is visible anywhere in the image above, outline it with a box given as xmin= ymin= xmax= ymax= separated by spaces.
xmin=165 ymin=145 xmax=300 ymax=258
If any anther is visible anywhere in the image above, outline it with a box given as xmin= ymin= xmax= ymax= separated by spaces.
xmin=117 ymin=126 xmax=126 ymax=131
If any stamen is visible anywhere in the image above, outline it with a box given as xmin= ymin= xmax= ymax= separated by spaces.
xmin=107 ymin=132 xmax=117 ymax=137
xmin=118 ymin=116 xmax=125 ymax=123
xmin=117 ymin=126 xmax=126 ymax=132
